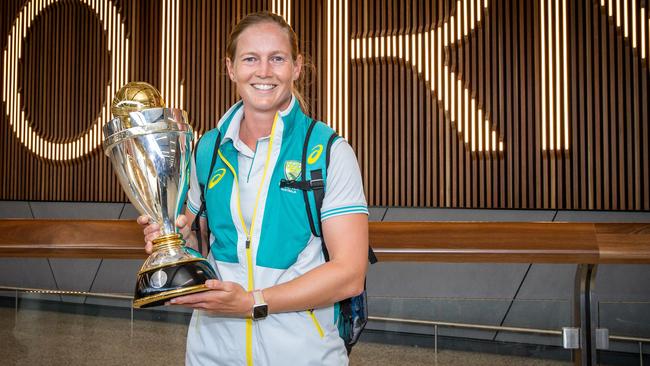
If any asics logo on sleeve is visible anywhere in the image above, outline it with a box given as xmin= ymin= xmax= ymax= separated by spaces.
xmin=307 ymin=145 xmax=323 ymax=165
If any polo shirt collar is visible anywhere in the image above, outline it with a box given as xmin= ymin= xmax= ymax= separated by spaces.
xmin=220 ymin=95 xmax=299 ymax=148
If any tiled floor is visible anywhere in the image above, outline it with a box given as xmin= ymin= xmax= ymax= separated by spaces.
xmin=0 ymin=307 xmax=570 ymax=365
xmin=350 ymin=343 xmax=570 ymax=366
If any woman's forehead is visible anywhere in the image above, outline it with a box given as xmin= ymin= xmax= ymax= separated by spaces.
xmin=236 ymin=22 xmax=292 ymax=54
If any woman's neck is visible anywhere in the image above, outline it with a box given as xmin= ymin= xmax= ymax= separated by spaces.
xmin=239 ymin=109 xmax=276 ymax=150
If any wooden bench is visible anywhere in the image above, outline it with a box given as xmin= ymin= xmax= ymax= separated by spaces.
xmin=1 ymin=219 xmax=649 ymax=366
xmin=2 ymin=220 xmax=648 ymax=263
xmin=370 ymin=222 xmax=650 ymax=263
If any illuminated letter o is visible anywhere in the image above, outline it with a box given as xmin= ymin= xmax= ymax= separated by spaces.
xmin=2 ymin=0 xmax=129 ymax=160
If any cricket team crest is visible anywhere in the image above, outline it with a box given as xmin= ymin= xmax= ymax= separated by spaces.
xmin=284 ymin=160 xmax=302 ymax=181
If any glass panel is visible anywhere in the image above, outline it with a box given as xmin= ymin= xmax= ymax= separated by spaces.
xmin=595 ymin=264 xmax=650 ymax=365
xmin=1 ymin=292 xmax=188 ymax=364
xmin=361 ymin=297 xmax=572 ymax=365
xmin=364 ymin=263 xmax=575 ymax=364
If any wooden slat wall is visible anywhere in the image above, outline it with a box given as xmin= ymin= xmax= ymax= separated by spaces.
xmin=0 ymin=0 xmax=648 ymax=210
xmin=179 ymin=0 xmax=262 ymax=135
xmin=179 ymin=0 xmax=322 ymax=130
xmin=349 ymin=0 xmax=649 ymax=209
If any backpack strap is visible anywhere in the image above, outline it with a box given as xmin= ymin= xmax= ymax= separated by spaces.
xmin=278 ymin=120 xmax=378 ymax=264
xmin=191 ymin=132 xmax=221 ymax=256
xmin=300 ymin=119 xmax=322 ymax=237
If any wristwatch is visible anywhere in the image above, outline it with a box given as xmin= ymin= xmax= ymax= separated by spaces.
xmin=251 ymin=290 xmax=268 ymax=320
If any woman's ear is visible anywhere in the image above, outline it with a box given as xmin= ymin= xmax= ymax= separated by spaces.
xmin=293 ymin=55 xmax=303 ymax=81
xmin=225 ymin=57 xmax=235 ymax=81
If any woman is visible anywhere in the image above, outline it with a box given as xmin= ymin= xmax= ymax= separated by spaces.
xmin=138 ymin=11 xmax=368 ymax=365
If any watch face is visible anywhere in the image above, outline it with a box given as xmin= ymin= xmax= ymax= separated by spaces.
xmin=253 ymin=304 xmax=268 ymax=319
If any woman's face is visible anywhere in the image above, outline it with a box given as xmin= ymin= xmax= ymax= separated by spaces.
xmin=226 ymin=22 xmax=302 ymax=115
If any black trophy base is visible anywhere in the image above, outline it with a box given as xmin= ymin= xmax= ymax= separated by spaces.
xmin=133 ymin=260 xmax=218 ymax=308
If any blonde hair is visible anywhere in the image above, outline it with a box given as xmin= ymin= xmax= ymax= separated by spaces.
xmin=226 ymin=11 xmax=310 ymax=113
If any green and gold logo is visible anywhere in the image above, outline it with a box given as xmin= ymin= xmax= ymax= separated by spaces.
xmin=208 ymin=168 xmax=227 ymax=189
xmin=284 ymin=160 xmax=302 ymax=181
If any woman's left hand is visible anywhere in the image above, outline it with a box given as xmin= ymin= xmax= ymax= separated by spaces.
xmin=167 ymin=280 xmax=254 ymax=317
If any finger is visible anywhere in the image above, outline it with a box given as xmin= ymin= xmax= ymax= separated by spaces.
xmin=176 ymin=216 xmax=192 ymax=240
xmin=145 ymin=232 xmax=161 ymax=244
xmin=176 ymin=215 xmax=188 ymax=228
xmin=143 ymin=223 xmax=160 ymax=235
xmin=144 ymin=225 xmax=161 ymax=240
xmin=136 ymin=215 xmax=150 ymax=226
xmin=185 ymin=302 xmax=210 ymax=310
xmin=164 ymin=301 xmax=206 ymax=310
xmin=145 ymin=242 xmax=153 ymax=254
xmin=170 ymin=292 xmax=214 ymax=305
xmin=179 ymin=224 xmax=191 ymax=240
xmin=205 ymin=279 xmax=226 ymax=291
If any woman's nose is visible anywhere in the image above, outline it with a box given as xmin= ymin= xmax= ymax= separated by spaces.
xmin=256 ymin=60 xmax=272 ymax=78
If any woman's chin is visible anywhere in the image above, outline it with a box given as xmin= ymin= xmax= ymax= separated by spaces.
xmin=243 ymin=96 xmax=290 ymax=115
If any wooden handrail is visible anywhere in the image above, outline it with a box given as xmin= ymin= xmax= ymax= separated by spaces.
xmin=0 ymin=219 xmax=648 ymax=263
xmin=0 ymin=220 xmax=144 ymax=259
xmin=371 ymin=222 xmax=650 ymax=263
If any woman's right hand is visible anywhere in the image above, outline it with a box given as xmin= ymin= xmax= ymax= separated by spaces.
xmin=137 ymin=215 xmax=161 ymax=254
xmin=137 ymin=214 xmax=195 ymax=254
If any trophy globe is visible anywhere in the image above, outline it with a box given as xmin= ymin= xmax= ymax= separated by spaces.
xmin=103 ymin=82 xmax=217 ymax=308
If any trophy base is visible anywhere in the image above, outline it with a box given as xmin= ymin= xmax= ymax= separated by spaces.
xmin=133 ymin=259 xmax=217 ymax=309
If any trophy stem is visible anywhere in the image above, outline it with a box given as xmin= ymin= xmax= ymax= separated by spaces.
xmin=152 ymin=233 xmax=184 ymax=252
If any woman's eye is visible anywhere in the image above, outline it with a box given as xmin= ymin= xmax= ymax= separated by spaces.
xmin=270 ymin=56 xmax=286 ymax=63
xmin=242 ymin=57 xmax=257 ymax=63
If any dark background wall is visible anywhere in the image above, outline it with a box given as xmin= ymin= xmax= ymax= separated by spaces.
xmin=1 ymin=0 xmax=649 ymax=209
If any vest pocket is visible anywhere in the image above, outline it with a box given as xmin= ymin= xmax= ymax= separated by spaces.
xmin=307 ymin=310 xmax=325 ymax=338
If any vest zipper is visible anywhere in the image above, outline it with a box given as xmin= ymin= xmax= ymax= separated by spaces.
xmin=217 ymin=114 xmax=279 ymax=366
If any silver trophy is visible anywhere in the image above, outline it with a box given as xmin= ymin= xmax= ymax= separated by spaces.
xmin=103 ymin=82 xmax=217 ymax=308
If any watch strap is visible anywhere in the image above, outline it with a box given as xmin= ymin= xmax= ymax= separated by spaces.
xmin=251 ymin=290 xmax=268 ymax=320
xmin=253 ymin=290 xmax=265 ymax=305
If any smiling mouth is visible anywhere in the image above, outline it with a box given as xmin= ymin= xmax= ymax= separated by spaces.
xmin=251 ymin=84 xmax=277 ymax=91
